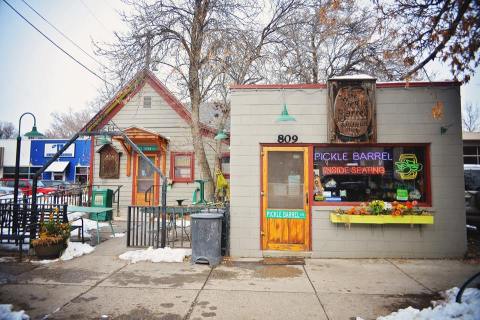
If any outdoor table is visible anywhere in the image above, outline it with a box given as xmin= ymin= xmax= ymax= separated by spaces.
xmin=67 ymin=205 xmax=115 ymax=244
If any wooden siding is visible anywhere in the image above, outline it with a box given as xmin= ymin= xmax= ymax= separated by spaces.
xmin=93 ymin=82 xmax=224 ymax=215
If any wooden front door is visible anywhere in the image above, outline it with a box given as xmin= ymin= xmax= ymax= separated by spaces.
xmin=134 ymin=154 xmax=160 ymax=206
xmin=261 ymin=146 xmax=310 ymax=251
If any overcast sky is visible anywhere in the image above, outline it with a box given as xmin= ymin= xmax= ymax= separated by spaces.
xmin=0 ymin=0 xmax=479 ymax=136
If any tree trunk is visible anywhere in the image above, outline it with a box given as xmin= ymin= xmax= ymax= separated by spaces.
xmin=189 ymin=0 xmax=214 ymax=201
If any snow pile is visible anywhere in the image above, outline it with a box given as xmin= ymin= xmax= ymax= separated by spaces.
xmin=119 ymin=247 xmax=191 ymax=263
xmin=0 ymin=304 xmax=29 ymax=320
xmin=70 ymin=218 xmax=109 ymax=239
xmin=358 ymin=287 xmax=480 ymax=320
xmin=0 ymin=257 xmax=17 ymax=263
xmin=60 ymin=241 xmax=95 ymax=261
xmin=33 ymin=241 xmax=95 ymax=264
xmin=109 ymin=233 xmax=125 ymax=238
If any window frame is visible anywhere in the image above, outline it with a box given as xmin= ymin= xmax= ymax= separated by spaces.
xmin=170 ymin=151 xmax=195 ymax=183
xmin=143 ymin=96 xmax=152 ymax=108
xmin=220 ymin=152 xmax=230 ymax=178
xmin=311 ymin=143 xmax=432 ymax=207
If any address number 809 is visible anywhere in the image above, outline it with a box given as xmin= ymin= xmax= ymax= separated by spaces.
xmin=277 ymin=135 xmax=298 ymax=143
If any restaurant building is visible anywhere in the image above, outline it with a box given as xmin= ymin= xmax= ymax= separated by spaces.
xmin=83 ymin=70 xmax=228 ymax=216
xmin=229 ymin=76 xmax=466 ymax=258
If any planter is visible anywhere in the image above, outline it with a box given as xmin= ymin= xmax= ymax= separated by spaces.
xmin=330 ymin=213 xmax=434 ymax=225
xmin=33 ymin=242 xmax=66 ymax=259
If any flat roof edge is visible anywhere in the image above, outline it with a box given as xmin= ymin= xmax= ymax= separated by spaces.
xmin=230 ymin=81 xmax=460 ymax=90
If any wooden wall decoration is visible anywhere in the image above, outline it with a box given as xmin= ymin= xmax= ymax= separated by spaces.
xmin=98 ymin=144 xmax=121 ymax=179
xmin=327 ymin=79 xmax=376 ymax=143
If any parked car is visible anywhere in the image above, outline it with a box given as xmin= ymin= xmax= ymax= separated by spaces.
xmin=0 ymin=186 xmax=23 ymax=199
xmin=464 ymin=165 xmax=480 ymax=227
xmin=0 ymin=178 xmax=56 ymax=196
xmin=41 ymin=180 xmax=71 ymax=190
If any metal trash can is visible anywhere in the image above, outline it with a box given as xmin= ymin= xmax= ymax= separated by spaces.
xmin=191 ymin=212 xmax=223 ymax=266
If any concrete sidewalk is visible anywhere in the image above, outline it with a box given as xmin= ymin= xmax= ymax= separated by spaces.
xmin=1 ymin=235 xmax=479 ymax=320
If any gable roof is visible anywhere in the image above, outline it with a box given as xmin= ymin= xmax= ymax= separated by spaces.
xmin=83 ymin=69 xmax=218 ymax=139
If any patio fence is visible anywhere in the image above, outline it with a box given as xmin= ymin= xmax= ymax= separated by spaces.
xmin=127 ymin=205 xmax=230 ymax=256
xmin=0 ymin=203 xmax=67 ymax=257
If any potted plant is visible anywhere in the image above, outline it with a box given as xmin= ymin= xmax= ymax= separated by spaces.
xmin=32 ymin=209 xmax=71 ymax=259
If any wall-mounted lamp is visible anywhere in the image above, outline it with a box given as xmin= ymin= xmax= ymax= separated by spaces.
xmin=277 ymin=103 xmax=296 ymax=122
xmin=214 ymin=129 xmax=228 ymax=141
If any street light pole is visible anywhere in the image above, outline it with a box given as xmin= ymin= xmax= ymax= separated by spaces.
xmin=13 ymin=112 xmax=41 ymax=205
xmin=13 ymin=112 xmax=43 ymax=237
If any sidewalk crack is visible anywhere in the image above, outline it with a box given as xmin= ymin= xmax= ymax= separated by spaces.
xmin=41 ymin=263 xmax=129 ymax=319
xmin=183 ymin=266 xmax=214 ymax=320
xmin=303 ymin=265 xmax=330 ymax=320
xmin=385 ymin=259 xmax=434 ymax=293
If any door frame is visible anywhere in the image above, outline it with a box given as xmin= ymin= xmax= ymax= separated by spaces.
xmin=260 ymin=144 xmax=313 ymax=251
xmin=132 ymin=152 xmax=161 ymax=206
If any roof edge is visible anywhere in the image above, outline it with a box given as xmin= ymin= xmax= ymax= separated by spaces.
xmin=230 ymin=81 xmax=460 ymax=90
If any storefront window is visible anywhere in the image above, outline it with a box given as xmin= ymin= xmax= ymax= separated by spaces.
xmin=313 ymin=145 xmax=429 ymax=204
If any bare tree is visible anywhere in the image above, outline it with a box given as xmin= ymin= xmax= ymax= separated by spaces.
xmin=45 ymin=107 xmax=95 ymax=138
xmin=96 ymin=0 xmax=301 ymax=198
xmin=0 ymin=122 xmax=16 ymax=139
xmin=376 ymin=0 xmax=480 ymax=83
xmin=269 ymin=0 xmax=407 ymax=83
xmin=463 ymin=103 xmax=480 ymax=132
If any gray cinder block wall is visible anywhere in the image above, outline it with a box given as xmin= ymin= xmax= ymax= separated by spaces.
xmin=229 ymin=84 xmax=466 ymax=258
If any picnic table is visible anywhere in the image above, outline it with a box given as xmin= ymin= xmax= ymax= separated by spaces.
xmin=67 ymin=206 xmax=116 ymax=244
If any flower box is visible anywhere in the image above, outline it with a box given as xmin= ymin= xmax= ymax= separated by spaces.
xmin=329 ymin=213 xmax=434 ymax=225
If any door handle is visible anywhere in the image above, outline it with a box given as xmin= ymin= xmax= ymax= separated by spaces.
xmin=305 ymin=192 xmax=309 ymax=205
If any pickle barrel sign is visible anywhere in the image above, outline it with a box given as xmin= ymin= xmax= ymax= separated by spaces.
xmin=314 ymin=150 xmax=393 ymax=175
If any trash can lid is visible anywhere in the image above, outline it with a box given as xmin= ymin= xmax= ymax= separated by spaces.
xmin=200 ymin=209 xmax=225 ymax=214
xmin=191 ymin=213 xmax=223 ymax=219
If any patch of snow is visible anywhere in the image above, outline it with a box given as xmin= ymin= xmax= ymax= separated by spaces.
xmin=466 ymin=224 xmax=477 ymax=231
xmin=109 ymin=233 xmax=125 ymax=238
xmin=32 ymin=241 xmax=95 ymax=264
xmin=119 ymin=247 xmax=191 ymax=263
xmin=70 ymin=218 xmax=109 ymax=239
xmin=0 ymin=304 xmax=29 ymax=320
xmin=0 ymin=257 xmax=17 ymax=263
xmin=357 ymin=287 xmax=480 ymax=320
xmin=60 ymin=241 xmax=95 ymax=261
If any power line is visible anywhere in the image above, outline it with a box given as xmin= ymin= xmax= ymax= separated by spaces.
xmin=20 ymin=0 xmax=111 ymax=72
xmin=79 ymin=0 xmax=110 ymax=32
xmin=2 ymin=0 xmax=112 ymax=85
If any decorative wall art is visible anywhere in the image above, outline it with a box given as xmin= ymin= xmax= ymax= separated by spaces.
xmin=327 ymin=78 xmax=377 ymax=143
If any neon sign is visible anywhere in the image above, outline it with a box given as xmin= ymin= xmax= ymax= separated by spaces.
xmin=322 ymin=166 xmax=386 ymax=175
xmin=395 ymin=154 xmax=423 ymax=180
xmin=315 ymin=151 xmax=392 ymax=162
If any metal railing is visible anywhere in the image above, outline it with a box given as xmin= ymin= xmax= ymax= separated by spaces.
xmin=0 ymin=203 xmax=68 ymax=258
xmin=0 ymin=184 xmax=123 ymax=216
xmin=127 ymin=204 xmax=230 ymax=255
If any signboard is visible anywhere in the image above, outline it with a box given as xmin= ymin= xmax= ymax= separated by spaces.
xmin=266 ymin=209 xmax=306 ymax=219
xmin=395 ymin=154 xmax=423 ymax=180
xmin=44 ymin=143 xmax=75 ymax=158
xmin=138 ymin=145 xmax=158 ymax=152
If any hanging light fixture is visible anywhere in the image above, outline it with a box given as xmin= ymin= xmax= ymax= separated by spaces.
xmin=97 ymin=134 xmax=111 ymax=146
xmin=277 ymin=88 xmax=296 ymax=122
xmin=24 ymin=125 xmax=44 ymax=139
xmin=214 ymin=129 xmax=228 ymax=141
